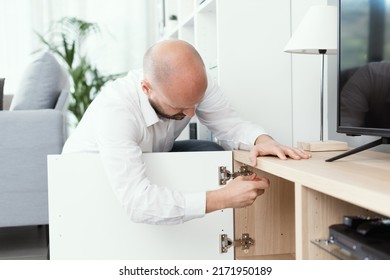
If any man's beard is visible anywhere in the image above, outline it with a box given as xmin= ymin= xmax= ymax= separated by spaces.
xmin=149 ymin=98 xmax=186 ymax=120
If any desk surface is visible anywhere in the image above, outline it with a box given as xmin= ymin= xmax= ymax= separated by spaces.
xmin=234 ymin=150 xmax=390 ymax=217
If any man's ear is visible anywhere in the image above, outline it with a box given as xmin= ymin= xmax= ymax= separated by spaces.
xmin=141 ymin=80 xmax=151 ymax=97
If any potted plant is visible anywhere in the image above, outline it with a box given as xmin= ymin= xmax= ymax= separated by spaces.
xmin=36 ymin=17 xmax=124 ymax=123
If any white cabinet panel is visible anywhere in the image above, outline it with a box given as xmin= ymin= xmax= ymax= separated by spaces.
xmin=48 ymin=151 xmax=234 ymax=260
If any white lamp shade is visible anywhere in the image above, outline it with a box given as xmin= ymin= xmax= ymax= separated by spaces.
xmin=284 ymin=5 xmax=337 ymax=55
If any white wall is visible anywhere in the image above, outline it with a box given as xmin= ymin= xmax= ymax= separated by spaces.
xmin=217 ymin=0 xmax=341 ymax=148
xmin=217 ymin=0 xmax=334 ymax=147
xmin=217 ymin=0 xmax=293 ymax=146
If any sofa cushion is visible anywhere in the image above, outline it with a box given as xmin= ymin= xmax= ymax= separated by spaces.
xmin=10 ymin=52 xmax=69 ymax=110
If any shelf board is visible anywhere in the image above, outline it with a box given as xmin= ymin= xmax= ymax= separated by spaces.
xmin=198 ymin=0 xmax=216 ymax=13
xmin=162 ymin=28 xmax=179 ymax=40
xmin=181 ymin=15 xmax=195 ymax=27
xmin=311 ymin=239 xmax=359 ymax=260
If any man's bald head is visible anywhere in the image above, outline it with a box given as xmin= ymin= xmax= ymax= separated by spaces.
xmin=143 ymin=40 xmax=207 ymax=92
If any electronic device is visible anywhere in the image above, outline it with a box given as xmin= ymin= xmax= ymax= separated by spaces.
xmin=327 ymin=0 xmax=390 ymax=161
xmin=329 ymin=215 xmax=390 ymax=259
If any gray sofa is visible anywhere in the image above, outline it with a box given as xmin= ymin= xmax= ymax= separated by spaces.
xmin=0 ymin=52 xmax=70 ymax=227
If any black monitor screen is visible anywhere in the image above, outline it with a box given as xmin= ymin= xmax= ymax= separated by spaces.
xmin=338 ymin=0 xmax=390 ymax=137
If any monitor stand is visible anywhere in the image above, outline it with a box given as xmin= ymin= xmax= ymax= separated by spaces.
xmin=326 ymin=137 xmax=390 ymax=162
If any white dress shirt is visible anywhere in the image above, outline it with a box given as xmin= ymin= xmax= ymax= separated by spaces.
xmin=62 ymin=69 xmax=266 ymax=225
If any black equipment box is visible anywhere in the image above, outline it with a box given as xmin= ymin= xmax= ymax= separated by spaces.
xmin=329 ymin=223 xmax=390 ymax=260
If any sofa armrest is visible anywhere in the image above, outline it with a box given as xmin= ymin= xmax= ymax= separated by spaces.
xmin=0 ymin=109 xmax=66 ymax=191
xmin=0 ymin=109 xmax=66 ymax=147
xmin=0 ymin=109 xmax=67 ymax=226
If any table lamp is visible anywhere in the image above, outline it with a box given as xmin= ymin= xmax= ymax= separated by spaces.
xmin=284 ymin=5 xmax=347 ymax=151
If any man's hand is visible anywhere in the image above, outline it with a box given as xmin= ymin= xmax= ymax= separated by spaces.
xmin=206 ymin=174 xmax=270 ymax=213
xmin=249 ymin=135 xmax=311 ymax=166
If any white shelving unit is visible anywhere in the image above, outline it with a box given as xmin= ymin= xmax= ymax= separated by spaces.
xmin=160 ymin=0 xmax=218 ymax=75
xmin=156 ymin=0 xmax=293 ymax=144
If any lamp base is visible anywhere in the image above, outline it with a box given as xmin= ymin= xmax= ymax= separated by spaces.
xmin=297 ymin=140 xmax=348 ymax=152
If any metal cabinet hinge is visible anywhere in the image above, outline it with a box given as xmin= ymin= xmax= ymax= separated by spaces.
xmin=220 ymin=233 xmax=255 ymax=253
xmin=218 ymin=165 xmax=253 ymax=185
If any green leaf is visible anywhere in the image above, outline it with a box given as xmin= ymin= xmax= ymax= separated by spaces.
xmin=34 ymin=16 xmax=124 ymax=124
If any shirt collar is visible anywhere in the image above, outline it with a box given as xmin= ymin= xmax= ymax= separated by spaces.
xmin=136 ymin=73 xmax=160 ymax=127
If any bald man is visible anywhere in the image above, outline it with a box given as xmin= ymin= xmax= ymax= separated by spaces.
xmin=63 ymin=40 xmax=309 ymax=225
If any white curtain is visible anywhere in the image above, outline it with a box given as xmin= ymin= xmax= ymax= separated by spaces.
xmin=0 ymin=0 xmax=156 ymax=95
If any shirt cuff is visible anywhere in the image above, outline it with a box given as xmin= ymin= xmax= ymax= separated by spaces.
xmin=183 ymin=191 xmax=206 ymax=222
xmin=239 ymin=129 xmax=268 ymax=151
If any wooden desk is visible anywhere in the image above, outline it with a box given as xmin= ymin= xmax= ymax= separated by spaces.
xmin=232 ymin=150 xmax=390 ymax=260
